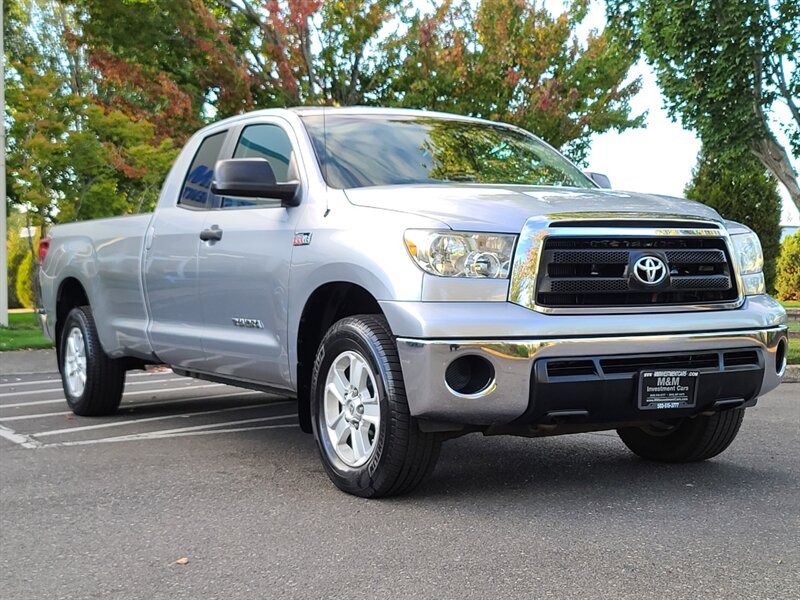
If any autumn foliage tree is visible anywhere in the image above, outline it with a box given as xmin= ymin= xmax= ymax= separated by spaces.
xmin=4 ymin=0 xmax=180 ymax=304
xmin=70 ymin=0 xmax=643 ymax=162
xmin=380 ymin=0 xmax=643 ymax=161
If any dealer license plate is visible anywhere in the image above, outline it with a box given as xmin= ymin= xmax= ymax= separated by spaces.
xmin=638 ymin=370 xmax=699 ymax=410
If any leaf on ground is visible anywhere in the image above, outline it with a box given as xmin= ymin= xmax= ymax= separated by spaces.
xmin=175 ymin=557 xmax=189 ymax=565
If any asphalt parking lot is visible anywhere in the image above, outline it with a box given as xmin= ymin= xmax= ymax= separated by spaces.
xmin=1 ymin=365 xmax=798 ymax=600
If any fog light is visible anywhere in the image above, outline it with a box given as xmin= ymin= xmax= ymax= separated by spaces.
xmin=445 ymin=355 xmax=495 ymax=396
xmin=776 ymin=338 xmax=787 ymax=377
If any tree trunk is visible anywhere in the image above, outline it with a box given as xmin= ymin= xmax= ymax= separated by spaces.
xmin=750 ymin=135 xmax=800 ymax=212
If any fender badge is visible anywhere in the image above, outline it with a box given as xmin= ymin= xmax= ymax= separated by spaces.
xmin=293 ymin=232 xmax=312 ymax=246
xmin=232 ymin=318 xmax=264 ymax=329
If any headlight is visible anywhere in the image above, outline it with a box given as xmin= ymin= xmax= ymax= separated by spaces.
xmin=731 ymin=232 xmax=765 ymax=295
xmin=731 ymin=232 xmax=763 ymax=275
xmin=404 ymin=230 xmax=517 ymax=278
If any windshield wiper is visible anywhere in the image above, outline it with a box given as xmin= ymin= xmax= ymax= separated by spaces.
xmin=443 ymin=173 xmax=479 ymax=182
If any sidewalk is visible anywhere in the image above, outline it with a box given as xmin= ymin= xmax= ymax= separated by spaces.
xmin=0 ymin=350 xmax=58 ymax=376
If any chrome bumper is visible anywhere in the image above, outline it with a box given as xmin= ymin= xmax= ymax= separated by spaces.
xmin=396 ymin=327 xmax=788 ymax=425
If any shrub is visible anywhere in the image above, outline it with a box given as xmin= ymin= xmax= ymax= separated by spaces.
xmin=5 ymin=213 xmax=29 ymax=309
xmin=15 ymin=253 xmax=35 ymax=309
xmin=775 ymin=231 xmax=800 ymax=302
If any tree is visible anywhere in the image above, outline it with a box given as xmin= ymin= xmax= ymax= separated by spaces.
xmin=685 ymin=149 xmax=782 ymax=291
xmin=4 ymin=0 xmax=180 ymax=305
xmin=607 ymin=0 xmax=800 ymax=210
xmin=73 ymin=0 xmax=254 ymax=139
xmin=380 ymin=0 xmax=644 ymax=162
xmin=72 ymin=0 xmax=643 ymax=164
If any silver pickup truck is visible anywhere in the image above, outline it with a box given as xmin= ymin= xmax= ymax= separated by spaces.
xmin=38 ymin=107 xmax=788 ymax=497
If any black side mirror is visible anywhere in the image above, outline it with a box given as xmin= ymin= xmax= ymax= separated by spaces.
xmin=211 ymin=158 xmax=301 ymax=206
xmin=584 ymin=171 xmax=612 ymax=189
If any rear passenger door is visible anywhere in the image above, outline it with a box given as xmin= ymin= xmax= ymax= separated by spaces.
xmin=195 ymin=120 xmax=304 ymax=388
xmin=144 ymin=129 xmax=230 ymax=369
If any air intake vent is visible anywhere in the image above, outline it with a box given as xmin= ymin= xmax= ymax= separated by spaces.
xmin=600 ymin=353 xmax=719 ymax=375
xmin=723 ymin=350 xmax=760 ymax=368
xmin=547 ymin=360 xmax=597 ymax=378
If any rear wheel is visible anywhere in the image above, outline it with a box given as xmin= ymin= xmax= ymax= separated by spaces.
xmin=60 ymin=306 xmax=125 ymax=416
xmin=310 ymin=315 xmax=441 ymax=498
xmin=617 ymin=408 xmax=745 ymax=462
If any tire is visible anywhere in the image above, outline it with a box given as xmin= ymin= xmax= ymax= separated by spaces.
xmin=59 ymin=306 xmax=125 ymax=416
xmin=617 ymin=408 xmax=745 ymax=463
xmin=310 ymin=315 xmax=441 ymax=498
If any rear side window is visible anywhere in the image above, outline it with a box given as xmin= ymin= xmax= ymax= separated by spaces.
xmin=179 ymin=131 xmax=227 ymax=209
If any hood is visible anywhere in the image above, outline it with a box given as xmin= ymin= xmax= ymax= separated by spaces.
xmin=343 ymin=185 xmax=724 ymax=232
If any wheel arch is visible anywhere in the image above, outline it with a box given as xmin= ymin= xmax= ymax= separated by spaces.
xmin=54 ymin=277 xmax=90 ymax=367
xmin=295 ymin=282 xmax=385 ymax=433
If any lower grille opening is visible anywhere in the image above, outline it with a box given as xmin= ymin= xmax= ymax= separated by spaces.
xmin=723 ymin=350 xmax=760 ymax=368
xmin=547 ymin=360 xmax=597 ymax=378
xmin=600 ymin=353 xmax=719 ymax=374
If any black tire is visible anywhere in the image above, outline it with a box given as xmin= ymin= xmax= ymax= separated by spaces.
xmin=617 ymin=408 xmax=745 ymax=463
xmin=310 ymin=315 xmax=441 ymax=498
xmin=59 ymin=306 xmax=125 ymax=416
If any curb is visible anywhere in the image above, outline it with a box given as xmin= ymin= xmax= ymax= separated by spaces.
xmin=783 ymin=365 xmax=800 ymax=384
xmin=0 ymin=349 xmax=58 ymax=376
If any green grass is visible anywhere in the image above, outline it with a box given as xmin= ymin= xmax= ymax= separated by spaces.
xmin=781 ymin=301 xmax=800 ymax=308
xmin=0 ymin=312 xmax=54 ymax=352
xmin=788 ymin=340 xmax=800 ymax=366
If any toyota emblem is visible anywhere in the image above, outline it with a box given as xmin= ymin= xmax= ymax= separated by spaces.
xmin=632 ymin=255 xmax=668 ymax=285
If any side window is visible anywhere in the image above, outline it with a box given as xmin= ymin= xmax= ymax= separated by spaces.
xmin=223 ymin=124 xmax=297 ymax=209
xmin=178 ymin=131 xmax=227 ymax=209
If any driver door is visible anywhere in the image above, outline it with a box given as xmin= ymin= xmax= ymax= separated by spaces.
xmin=196 ymin=120 xmax=304 ymax=388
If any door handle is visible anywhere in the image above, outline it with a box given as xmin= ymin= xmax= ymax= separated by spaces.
xmin=199 ymin=226 xmax=223 ymax=242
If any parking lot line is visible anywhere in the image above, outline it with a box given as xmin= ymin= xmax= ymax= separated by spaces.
xmin=0 ymin=390 xmax=281 ymax=422
xmin=0 ymin=371 xmax=178 ymax=389
xmin=0 ymin=424 xmax=42 ymax=449
xmin=54 ymin=414 xmax=297 ymax=447
xmin=34 ymin=400 xmax=294 ymax=438
xmin=0 ymin=410 xmax=73 ymax=421
xmin=0 ymin=383 xmax=228 ymax=408
xmin=0 ymin=378 xmax=218 ymax=398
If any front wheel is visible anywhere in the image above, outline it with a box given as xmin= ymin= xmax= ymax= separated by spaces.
xmin=617 ymin=408 xmax=745 ymax=463
xmin=60 ymin=306 xmax=126 ymax=416
xmin=310 ymin=315 xmax=441 ymax=498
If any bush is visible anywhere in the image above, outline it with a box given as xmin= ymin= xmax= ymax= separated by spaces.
xmin=775 ymin=232 xmax=800 ymax=302
xmin=685 ymin=150 xmax=782 ymax=291
xmin=15 ymin=253 xmax=35 ymax=309
xmin=5 ymin=213 xmax=29 ymax=309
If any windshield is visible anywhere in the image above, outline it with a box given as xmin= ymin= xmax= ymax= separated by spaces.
xmin=300 ymin=114 xmax=594 ymax=190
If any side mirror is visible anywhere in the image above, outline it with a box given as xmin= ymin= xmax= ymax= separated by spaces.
xmin=211 ymin=158 xmax=301 ymax=206
xmin=585 ymin=171 xmax=612 ymax=189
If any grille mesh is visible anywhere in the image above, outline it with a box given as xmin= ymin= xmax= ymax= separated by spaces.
xmin=535 ymin=235 xmax=738 ymax=307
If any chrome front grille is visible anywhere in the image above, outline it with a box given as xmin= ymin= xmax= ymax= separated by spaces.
xmin=535 ymin=236 xmax=738 ymax=307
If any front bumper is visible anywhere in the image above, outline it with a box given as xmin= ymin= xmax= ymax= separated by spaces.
xmin=396 ymin=326 xmax=788 ymax=426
